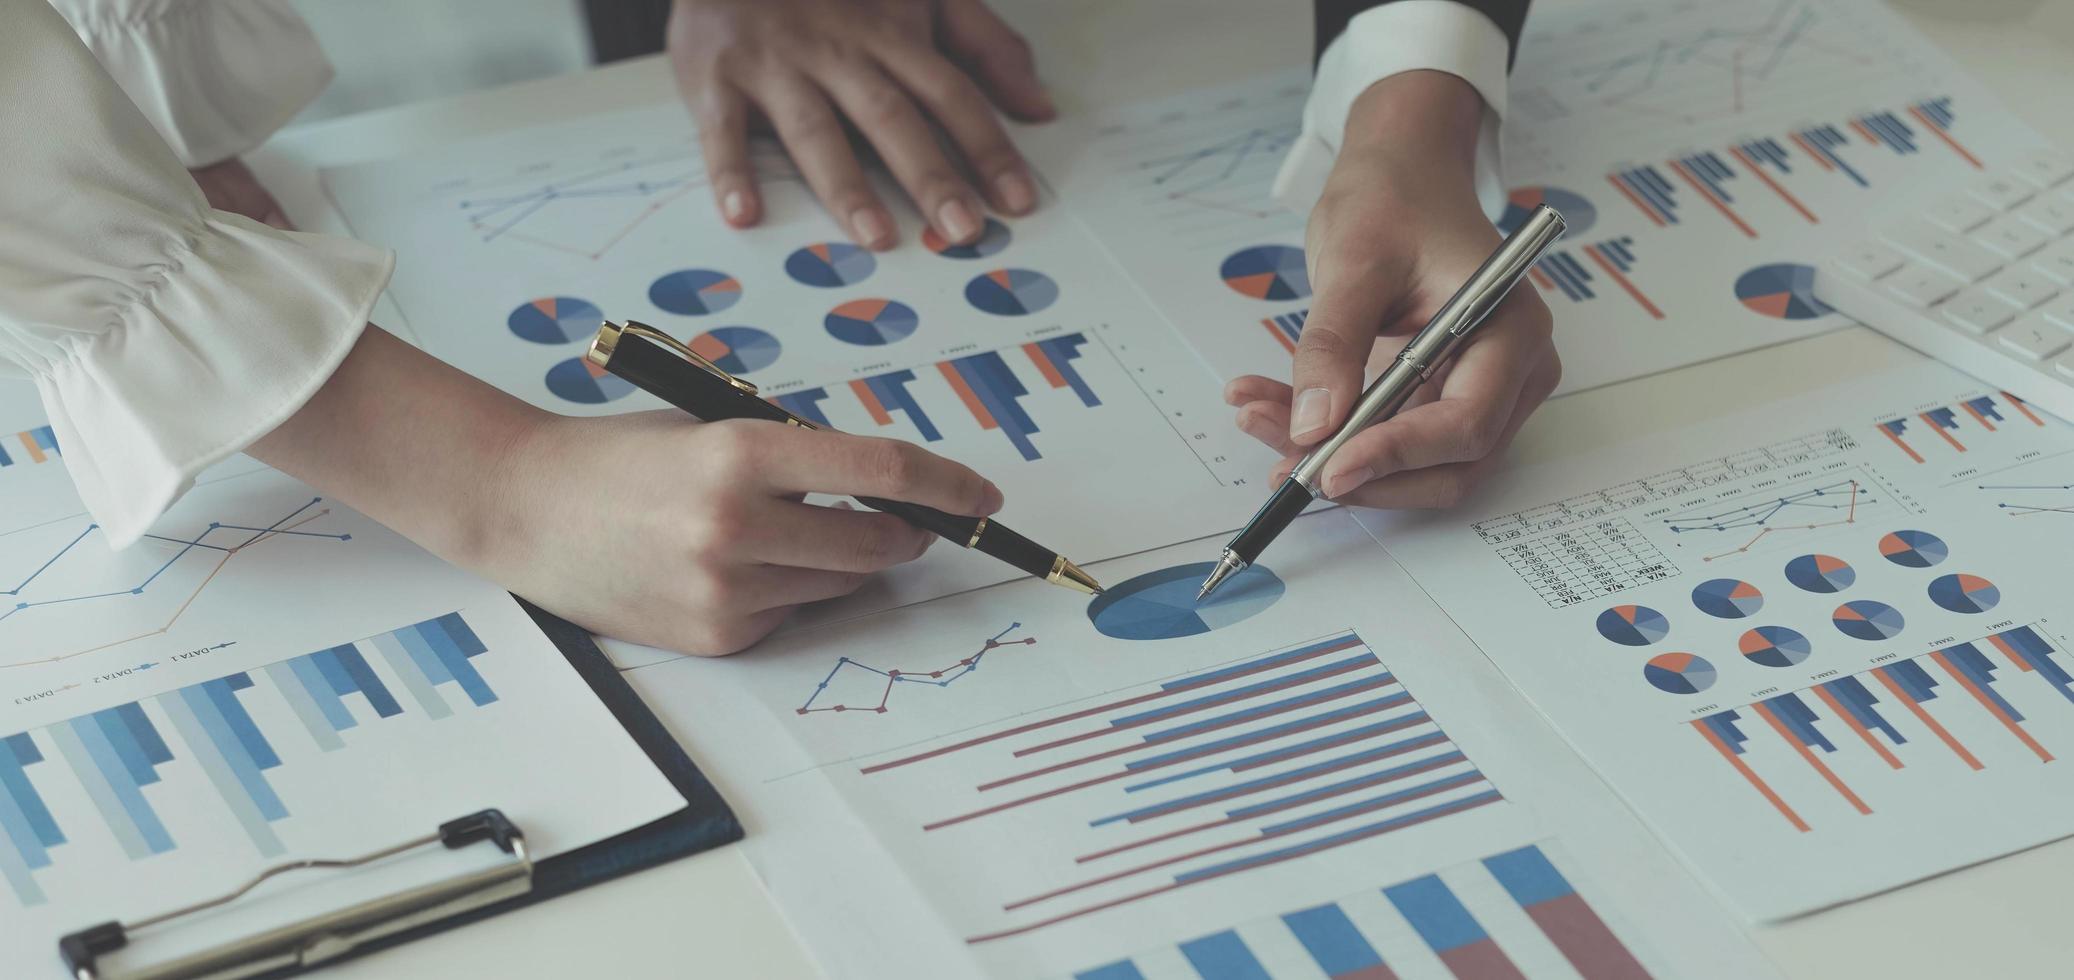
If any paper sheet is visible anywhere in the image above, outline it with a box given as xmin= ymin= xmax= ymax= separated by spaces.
xmin=628 ymin=510 xmax=1778 ymax=978
xmin=1369 ymin=354 xmax=2074 ymax=921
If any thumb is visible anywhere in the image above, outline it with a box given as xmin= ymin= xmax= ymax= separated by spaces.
xmin=936 ymin=0 xmax=1055 ymax=121
xmin=1287 ymin=246 xmax=1399 ymax=446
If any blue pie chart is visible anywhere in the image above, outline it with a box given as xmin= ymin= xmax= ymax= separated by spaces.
xmin=1221 ymin=245 xmax=1311 ymax=301
xmin=1692 ymin=579 xmax=1764 ymax=619
xmin=1595 ymin=605 xmax=1670 ymax=646
xmin=1735 ymin=263 xmax=1833 ymax=320
xmin=1643 ymin=653 xmax=1716 ymax=695
xmin=824 ymin=299 xmax=920 ymax=346
xmin=1927 ymin=574 xmax=2000 ymax=614
xmin=1784 ymin=554 xmax=1855 ymax=593
xmin=966 ymin=269 xmax=1060 ymax=316
xmin=1879 ymin=529 xmax=1949 ymax=568
xmin=507 ymin=296 xmax=602 ymax=344
xmin=688 ymin=327 xmax=782 ymax=375
xmin=785 ymin=242 xmax=876 ymax=288
xmin=544 ymin=356 xmax=636 ymax=405
xmin=649 ymin=269 xmax=743 ymax=315
xmin=1739 ymin=626 xmax=1812 ymax=668
xmin=1834 ymin=600 xmax=1906 ymax=641
xmin=1087 ymin=563 xmax=1285 ymax=641
xmin=925 ymin=219 xmax=1013 ymax=259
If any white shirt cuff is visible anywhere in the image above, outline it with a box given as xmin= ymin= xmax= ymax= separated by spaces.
xmin=1272 ymin=0 xmax=1513 ymax=222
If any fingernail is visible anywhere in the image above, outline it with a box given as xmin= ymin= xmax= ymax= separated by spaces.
xmin=979 ymin=480 xmax=1005 ymax=514
xmin=723 ymin=189 xmax=749 ymax=223
xmin=1326 ymin=467 xmax=1373 ymax=499
xmin=937 ymin=198 xmax=981 ymax=242
xmin=995 ymin=171 xmax=1036 ymax=214
xmin=1291 ymin=387 xmax=1332 ymax=440
xmin=851 ymin=207 xmax=894 ymax=248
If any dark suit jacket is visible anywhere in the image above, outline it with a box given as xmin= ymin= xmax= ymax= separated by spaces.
xmin=1315 ymin=0 xmax=1533 ymax=66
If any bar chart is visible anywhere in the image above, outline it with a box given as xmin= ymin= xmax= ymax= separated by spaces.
xmin=0 ymin=425 xmax=59 ymax=469
xmin=1875 ymin=390 xmax=2047 ymax=464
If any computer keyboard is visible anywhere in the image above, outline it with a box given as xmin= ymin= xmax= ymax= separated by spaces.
xmin=1815 ymin=148 xmax=2074 ymax=423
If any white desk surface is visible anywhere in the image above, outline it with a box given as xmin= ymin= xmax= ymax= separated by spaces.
xmin=248 ymin=1 xmax=2074 ymax=976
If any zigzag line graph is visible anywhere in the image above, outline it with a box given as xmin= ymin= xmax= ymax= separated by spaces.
xmin=796 ymin=623 xmax=1035 ymax=716
xmin=1980 ymin=482 xmax=2074 ymax=517
xmin=1663 ymin=478 xmax=1868 ymax=561
xmin=1140 ymin=124 xmax=1298 ymax=219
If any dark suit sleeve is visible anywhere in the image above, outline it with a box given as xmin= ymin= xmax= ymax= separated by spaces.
xmin=1315 ymin=0 xmax=1532 ymax=67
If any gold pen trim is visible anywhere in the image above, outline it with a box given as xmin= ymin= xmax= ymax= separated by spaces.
xmin=966 ymin=517 xmax=989 ymax=549
xmin=1045 ymin=556 xmax=1103 ymax=596
xmin=589 ymin=320 xmax=759 ymax=394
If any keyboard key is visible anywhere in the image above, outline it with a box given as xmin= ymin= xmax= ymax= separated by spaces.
xmin=1967 ymin=175 xmax=2034 ymax=211
xmin=2033 ymin=240 xmax=2074 ymax=286
xmin=1881 ymin=220 xmax=2004 ymax=281
xmin=1982 ymin=267 xmax=2060 ymax=309
xmin=2016 ymin=192 xmax=2074 ymax=235
xmin=1837 ymin=241 xmax=1905 ymax=280
xmin=2012 ymin=148 xmax=2074 ymax=189
xmin=1925 ymin=195 xmax=1994 ymax=233
xmin=1943 ymin=288 xmax=2021 ymax=334
xmin=1973 ymin=216 xmax=2051 ymax=258
xmin=2041 ymin=294 xmax=2074 ymax=331
xmin=1998 ymin=319 xmax=2070 ymax=361
xmin=1882 ymin=264 xmax=1965 ymax=308
xmin=2056 ymin=352 xmax=2074 ymax=380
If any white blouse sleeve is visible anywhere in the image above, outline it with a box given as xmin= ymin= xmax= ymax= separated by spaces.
xmin=0 ymin=0 xmax=393 ymax=547
xmin=47 ymin=0 xmax=334 ymax=167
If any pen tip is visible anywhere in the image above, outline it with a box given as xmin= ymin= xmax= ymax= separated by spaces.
xmin=1047 ymin=558 xmax=1103 ymax=596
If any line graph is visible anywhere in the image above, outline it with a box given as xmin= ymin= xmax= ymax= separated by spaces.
xmin=1563 ymin=0 xmax=1878 ymax=124
xmin=1662 ymin=477 xmax=1870 ymax=561
xmin=795 ymin=623 xmax=1034 ymax=716
xmin=1979 ymin=483 xmax=2074 ymax=518
xmin=1139 ymin=124 xmax=1299 ymax=219
xmin=0 ymin=498 xmax=350 ymax=669
xmin=456 ymin=148 xmax=799 ymax=260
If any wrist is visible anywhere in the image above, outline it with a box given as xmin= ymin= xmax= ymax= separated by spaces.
xmin=1341 ymin=70 xmax=1485 ymax=184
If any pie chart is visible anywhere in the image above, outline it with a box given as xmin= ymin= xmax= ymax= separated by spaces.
xmin=650 ymin=269 xmax=743 ymax=315
xmin=1879 ymin=529 xmax=1948 ymax=568
xmin=1834 ymin=600 xmax=1906 ymax=641
xmin=1596 ymin=605 xmax=1670 ymax=646
xmin=1220 ymin=245 xmax=1311 ymax=301
xmin=1692 ymin=578 xmax=1764 ymax=619
xmin=1739 ymin=626 xmax=1812 ymax=668
xmin=1734 ymin=263 xmax=1833 ymax=321
xmin=965 ymin=269 xmax=1060 ymax=316
xmin=824 ymin=299 xmax=920 ymax=346
xmin=1784 ymin=554 xmax=1855 ymax=593
xmin=1087 ymin=562 xmax=1285 ymax=641
xmin=785 ymin=242 xmax=877 ymax=287
xmin=925 ymin=218 xmax=1012 ymax=259
xmin=687 ymin=327 xmax=781 ymax=374
xmin=1643 ymin=653 xmax=1716 ymax=695
xmin=1928 ymin=573 xmax=2000 ymax=614
xmin=507 ymin=296 xmax=602 ymax=344
xmin=544 ymin=356 xmax=636 ymax=405
xmin=1499 ymin=186 xmax=1597 ymax=236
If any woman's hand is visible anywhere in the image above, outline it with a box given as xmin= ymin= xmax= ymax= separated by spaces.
xmin=1226 ymin=71 xmax=1559 ymax=508
xmin=666 ymin=0 xmax=1055 ymax=249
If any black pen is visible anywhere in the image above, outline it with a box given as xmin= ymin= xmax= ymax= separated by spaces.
xmin=587 ymin=320 xmax=1103 ymax=595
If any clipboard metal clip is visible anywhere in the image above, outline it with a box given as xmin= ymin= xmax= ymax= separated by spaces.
xmin=60 ymin=809 xmax=533 ymax=980
xmin=588 ymin=319 xmax=759 ymax=394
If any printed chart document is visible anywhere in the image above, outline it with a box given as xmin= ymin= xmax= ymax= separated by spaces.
xmin=323 ymin=107 xmax=1272 ymax=623
xmin=630 ymin=511 xmax=1778 ymax=978
xmin=0 ymin=397 xmax=684 ymax=970
xmin=1020 ymin=0 xmax=2042 ymax=394
xmin=1371 ymin=354 xmax=2074 ymax=921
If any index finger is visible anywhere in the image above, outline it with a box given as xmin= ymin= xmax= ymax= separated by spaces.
xmin=746 ymin=424 xmax=1005 ymax=517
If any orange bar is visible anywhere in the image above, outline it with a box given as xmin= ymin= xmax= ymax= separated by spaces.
xmin=1851 ymin=120 xmax=1881 ymax=144
xmin=1753 ymin=701 xmax=1872 ymax=815
xmin=1919 ymin=412 xmax=1966 ymax=452
xmin=1529 ymin=267 xmax=1556 ymax=291
xmin=17 ymin=430 xmax=46 ymax=464
xmin=1988 ymin=632 xmax=2032 ymax=672
xmin=1789 ymin=132 xmax=1836 ymax=171
xmin=1022 ymin=342 xmax=1068 ymax=389
xmin=1930 ymin=650 xmax=2054 ymax=762
xmin=1669 ymin=159 xmax=1759 ymax=239
xmin=1260 ymin=318 xmax=1298 ymax=354
xmin=848 ymin=379 xmax=894 ymax=426
xmin=936 ymin=361 xmax=998 ymax=430
xmin=1960 ymin=401 xmax=1997 ymax=432
xmin=1583 ymin=246 xmax=1667 ymax=319
xmin=1691 ymin=719 xmax=1810 ymax=832
xmin=2004 ymin=390 xmax=2045 ymax=425
xmin=1813 ymin=684 xmax=1904 ymax=769
xmin=1606 ymin=173 xmax=1667 ymax=228
xmin=1874 ymin=666 xmax=1984 ymax=769
xmin=1877 ymin=426 xmax=1925 ymax=463
xmin=1730 ymin=146 xmax=1818 ymax=224
xmin=1909 ymin=105 xmax=1984 ymax=170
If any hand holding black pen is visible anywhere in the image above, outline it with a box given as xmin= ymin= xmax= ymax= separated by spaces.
xmin=587 ymin=321 xmax=1103 ymax=595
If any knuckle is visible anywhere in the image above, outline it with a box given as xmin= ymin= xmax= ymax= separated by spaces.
xmin=866 ymin=440 xmax=923 ymax=494
xmin=855 ymin=81 xmax=915 ymax=129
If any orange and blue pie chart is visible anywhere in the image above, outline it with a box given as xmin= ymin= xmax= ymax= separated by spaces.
xmin=1735 ymin=263 xmax=1832 ymax=320
xmin=1879 ymin=529 xmax=1948 ymax=568
xmin=1692 ymin=578 xmax=1763 ymax=619
xmin=1499 ymin=186 xmax=1596 ymax=236
xmin=1739 ymin=626 xmax=1812 ymax=668
xmin=1644 ymin=653 xmax=1716 ymax=694
xmin=1928 ymin=573 xmax=2000 ymax=613
xmin=507 ymin=296 xmax=602 ymax=344
xmin=1785 ymin=553 xmax=1855 ymax=593
xmin=1596 ymin=604 xmax=1670 ymax=646
xmin=785 ymin=242 xmax=876 ymax=287
xmin=824 ymin=299 xmax=919 ymax=346
xmin=687 ymin=327 xmax=781 ymax=375
xmin=649 ymin=269 xmax=743 ymax=315
xmin=1834 ymin=600 xmax=1905 ymax=641
xmin=1087 ymin=562 xmax=1284 ymax=640
xmin=1220 ymin=245 xmax=1310 ymax=301
xmin=924 ymin=218 xmax=1012 ymax=259
xmin=545 ymin=356 xmax=636 ymax=405
xmin=966 ymin=269 xmax=1059 ymax=316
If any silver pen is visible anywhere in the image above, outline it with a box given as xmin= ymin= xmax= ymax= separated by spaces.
xmin=1198 ymin=203 xmax=1568 ymax=600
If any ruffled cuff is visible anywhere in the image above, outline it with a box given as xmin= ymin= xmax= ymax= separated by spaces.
xmin=35 ymin=213 xmax=392 ymax=547
xmin=54 ymin=0 xmax=334 ymax=166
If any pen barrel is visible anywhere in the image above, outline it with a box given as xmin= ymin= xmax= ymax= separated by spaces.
xmin=855 ymin=496 xmax=981 ymax=544
xmin=604 ymin=331 xmax=796 ymax=425
xmin=1224 ymin=478 xmax=1314 ymax=565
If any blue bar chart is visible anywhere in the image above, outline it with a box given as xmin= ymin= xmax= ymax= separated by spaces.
xmin=0 ymin=425 xmax=59 ymax=469
xmin=0 ymin=733 xmax=65 ymax=905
